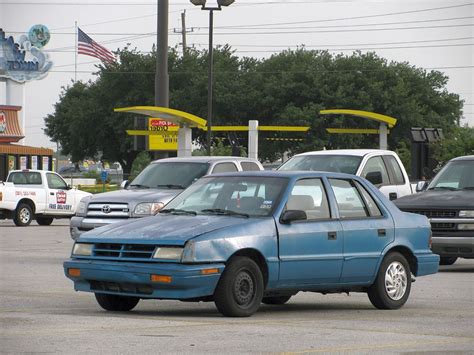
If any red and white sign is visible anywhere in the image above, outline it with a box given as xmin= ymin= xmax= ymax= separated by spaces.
xmin=150 ymin=119 xmax=177 ymax=127
xmin=56 ymin=191 xmax=67 ymax=204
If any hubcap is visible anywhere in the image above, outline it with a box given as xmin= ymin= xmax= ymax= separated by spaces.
xmin=233 ymin=270 xmax=255 ymax=306
xmin=20 ymin=208 xmax=30 ymax=224
xmin=385 ymin=261 xmax=408 ymax=301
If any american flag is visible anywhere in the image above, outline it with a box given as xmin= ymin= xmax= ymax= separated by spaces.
xmin=77 ymin=28 xmax=116 ymax=64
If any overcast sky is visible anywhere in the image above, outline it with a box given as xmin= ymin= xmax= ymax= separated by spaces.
xmin=1 ymin=0 xmax=473 ymax=149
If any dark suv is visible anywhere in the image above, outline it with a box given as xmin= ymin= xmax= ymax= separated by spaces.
xmin=395 ymin=155 xmax=474 ymax=265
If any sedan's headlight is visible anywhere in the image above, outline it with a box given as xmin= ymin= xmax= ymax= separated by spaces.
xmin=459 ymin=210 xmax=474 ymax=218
xmin=134 ymin=202 xmax=165 ymax=216
xmin=72 ymin=243 xmax=93 ymax=256
xmin=152 ymin=247 xmax=183 ymax=260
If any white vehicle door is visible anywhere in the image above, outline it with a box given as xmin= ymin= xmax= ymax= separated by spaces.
xmin=360 ymin=156 xmax=398 ymax=200
xmin=45 ymin=172 xmax=75 ymax=215
xmin=383 ymin=155 xmax=412 ymax=198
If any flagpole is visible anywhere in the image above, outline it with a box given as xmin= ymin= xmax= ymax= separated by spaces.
xmin=74 ymin=21 xmax=78 ymax=82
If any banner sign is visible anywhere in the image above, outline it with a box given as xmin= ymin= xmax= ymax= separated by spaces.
xmin=148 ymin=118 xmax=178 ymax=151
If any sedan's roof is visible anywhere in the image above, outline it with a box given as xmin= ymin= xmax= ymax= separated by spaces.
xmin=151 ymin=156 xmax=259 ymax=164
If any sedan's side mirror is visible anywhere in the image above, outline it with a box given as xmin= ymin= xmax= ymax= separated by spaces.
xmin=120 ymin=180 xmax=129 ymax=189
xmin=280 ymin=210 xmax=307 ymax=224
xmin=416 ymin=180 xmax=429 ymax=192
xmin=365 ymin=171 xmax=383 ymax=185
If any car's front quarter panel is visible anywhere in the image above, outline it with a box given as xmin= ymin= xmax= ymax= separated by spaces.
xmin=182 ymin=218 xmax=279 ymax=288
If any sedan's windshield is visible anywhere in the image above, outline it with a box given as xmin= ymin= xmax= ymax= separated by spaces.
xmin=278 ymin=155 xmax=362 ymax=174
xmin=162 ymin=176 xmax=288 ymax=217
xmin=428 ymin=160 xmax=474 ymax=191
xmin=130 ymin=162 xmax=209 ymax=189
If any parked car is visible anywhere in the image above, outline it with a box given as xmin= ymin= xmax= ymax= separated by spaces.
xmin=64 ymin=171 xmax=439 ymax=317
xmin=0 ymin=170 xmax=91 ymax=226
xmin=69 ymin=156 xmax=263 ymax=240
xmin=278 ymin=149 xmax=413 ymax=200
xmin=395 ymin=155 xmax=474 ymax=265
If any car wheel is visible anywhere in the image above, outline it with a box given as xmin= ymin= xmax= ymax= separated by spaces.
xmin=94 ymin=293 xmax=140 ymax=311
xmin=36 ymin=216 xmax=54 ymax=226
xmin=439 ymin=257 xmax=457 ymax=266
xmin=13 ymin=203 xmax=33 ymax=226
xmin=368 ymin=252 xmax=411 ymax=310
xmin=262 ymin=295 xmax=292 ymax=305
xmin=214 ymin=256 xmax=264 ymax=317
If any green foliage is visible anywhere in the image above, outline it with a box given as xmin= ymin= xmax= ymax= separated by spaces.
xmin=45 ymin=47 xmax=464 ymax=166
xmin=192 ymin=139 xmax=246 ymax=156
xmin=431 ymin=126 xmax=474 ymax=164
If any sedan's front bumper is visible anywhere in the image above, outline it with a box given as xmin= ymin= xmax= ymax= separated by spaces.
xmin=64 ymin=259 xmax=225 ymax=300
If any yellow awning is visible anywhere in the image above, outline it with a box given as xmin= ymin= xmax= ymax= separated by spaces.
xmin=326 ymin=128 xmax=390 ymax=134
xmin=114 ymin=106 xmax=207 ymax=128
xmin=320 ymin=109 xmax=397 ymax=128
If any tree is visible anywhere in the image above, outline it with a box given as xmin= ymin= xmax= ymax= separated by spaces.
xmin=45 ymin=47 xmax=464 ymax=167
xmin=431 ymin=126 xmax=474 ymax=164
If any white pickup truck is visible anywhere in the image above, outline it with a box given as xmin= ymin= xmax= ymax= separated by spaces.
xmin=0 ymin=170 xmax=91 ymax=226
xmin=278 ymin=149 xmax=413 ymax=200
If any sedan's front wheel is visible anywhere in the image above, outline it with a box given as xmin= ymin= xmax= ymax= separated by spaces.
xmin=214 ymin=256 xmax=264 ymax=317
xmin=94 ymin=293 xmax=140 ymax=311
xmin=368 ymin=252 xmax=411 ymax=310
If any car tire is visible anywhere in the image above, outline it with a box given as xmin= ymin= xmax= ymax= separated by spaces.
xmin=214 ymin=256 xmax=264 ymax=317
xmin=36 ymin=216 xmax=54 ymax=226
xmin=13 ymin=203 xmax=33 ymax=227
xmin=94 ymin=293 xmax=140 ymax=312
xmin=439 ymin=257 xmax=458 ymax=266
xmin=368 ymin=252 xmax=411 ymax=310
xmin=262 ymin=295 xmax=291 ymax=305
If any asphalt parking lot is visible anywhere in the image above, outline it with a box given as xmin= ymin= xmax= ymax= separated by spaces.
xmin=0 ymin=220 xmax=473 ymax=354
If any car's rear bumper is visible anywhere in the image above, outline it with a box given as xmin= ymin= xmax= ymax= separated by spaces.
xmin=63 ymin=259 xmax=224 ymax=299
xmin=415 ymin=252 xmax=439 ymax=276
xmin=431 ymin=235 xmax=474 ymax=258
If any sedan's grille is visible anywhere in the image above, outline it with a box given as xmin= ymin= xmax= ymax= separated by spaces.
xmin=86 ymin=203 xmax=129 ymax=218
xmin=405 ymin=210 xmax=457 ymax=218
xmin=92 ymin=243 xmax=156 ymax=261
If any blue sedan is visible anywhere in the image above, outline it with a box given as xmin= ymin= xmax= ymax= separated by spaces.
xmin=64 ymin=171 xmax=439 ymax=317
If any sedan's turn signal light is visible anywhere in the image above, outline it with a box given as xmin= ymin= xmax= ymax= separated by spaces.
xmin=68 ymin=268 xmax=81 ymax=277
xmin=150 ymin=275 xmax=172 ymax=283
xmin=201 ymin=268 xmax=219 ymax=275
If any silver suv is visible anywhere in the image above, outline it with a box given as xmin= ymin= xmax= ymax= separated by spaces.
xmin=70 ymin=157 xmax=263 ymax=240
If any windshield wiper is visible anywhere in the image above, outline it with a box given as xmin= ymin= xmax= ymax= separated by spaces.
xmin=129 ymin=184 xmax=150 ymax=189
xmin=201 ymin=208 xmax=249 ymax=218
xmin=160 ymin=208 xmax=197 ymax=215
xmin=156 ymin=184 xmax=186 ymax=189
xmin=428 ymin=186 xmax=459 ymax=191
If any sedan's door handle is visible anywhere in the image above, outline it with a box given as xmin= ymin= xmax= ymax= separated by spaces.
xmin=328 ymin=231 xmax=337 ymax=240
xmin=389 ymin=192 xmax=398 ymax=200
xmin=378 ymin=229 xmax=386 ymax=237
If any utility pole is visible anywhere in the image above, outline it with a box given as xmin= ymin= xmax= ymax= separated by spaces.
xmin=174 ymin=10 xmax=193 ymax=56
xmin=156 ymin=0 xmax=169 ymax=107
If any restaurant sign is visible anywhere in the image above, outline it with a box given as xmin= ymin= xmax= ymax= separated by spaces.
xmin=0 ymin=26 xmax=53 ymax=83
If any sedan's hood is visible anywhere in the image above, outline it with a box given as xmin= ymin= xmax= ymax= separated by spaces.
xmin=79 ymin=214 xmax=259 ymax=245
xmin=394 ymin=190 xmax=474 ymax=210
xmin=86 ymin=188 xmax=179 ymax=204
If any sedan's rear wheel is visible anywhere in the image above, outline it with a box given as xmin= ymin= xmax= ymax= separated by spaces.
xmin=368 ymin=252 xmax=411 ymax=309
xmin=94 ymin=293 xmax=140 ymax=311
xmin=214 ymin=256 xmax=264 ymax=317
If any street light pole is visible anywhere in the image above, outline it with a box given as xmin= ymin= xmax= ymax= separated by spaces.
xmin=190 ymin=0 xmax=234 ymax=156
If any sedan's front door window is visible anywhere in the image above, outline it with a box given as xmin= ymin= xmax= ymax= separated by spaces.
xmin=329 ymin=179 xmax=369 ymax=218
